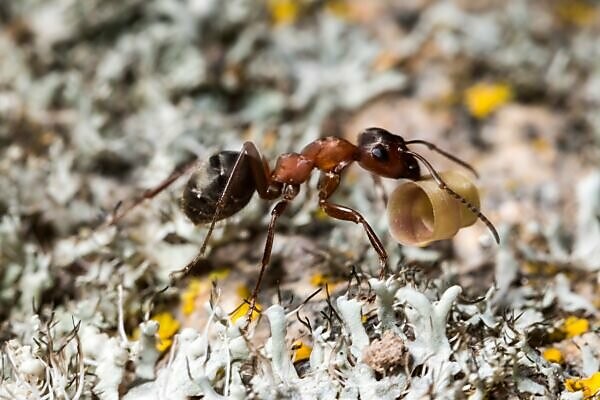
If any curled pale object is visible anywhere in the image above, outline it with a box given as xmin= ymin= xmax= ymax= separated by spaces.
xmin=387 ymin=170 xmax=480 ymax=246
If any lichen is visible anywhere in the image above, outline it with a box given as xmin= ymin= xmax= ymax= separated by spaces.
xmin=1 ymin=1 xmax=600 ymax=399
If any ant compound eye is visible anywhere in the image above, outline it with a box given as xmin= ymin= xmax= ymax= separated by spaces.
xmin=371 ymin=145 xmax=388 ymax=161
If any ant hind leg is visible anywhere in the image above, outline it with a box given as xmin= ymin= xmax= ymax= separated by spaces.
xmin=318 ymin=173 xmax=389 ymax=279
xmin=105 ymin=157 xmax=200 ymax=227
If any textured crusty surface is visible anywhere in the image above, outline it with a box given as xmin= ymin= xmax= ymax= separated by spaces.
xmin=1 ymin=1 xmax=599 ymax=399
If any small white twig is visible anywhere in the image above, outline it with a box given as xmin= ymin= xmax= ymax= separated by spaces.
xmin=160 ymin=335 xmax=179 ymax=400
xmin=72 ymin=333 xmax=85 ymax=400
xmin=223 ymin=331 xmax=232 ymax=398
xmin=336 ymin=296 xmax=369 ymax=359
xmin=264 ymin=305 xmax=298 ymax=382
xmin=117 ymin=285 xmax=130 ymax=347
xmin=202 ymin=287 xmax=220 ymax=366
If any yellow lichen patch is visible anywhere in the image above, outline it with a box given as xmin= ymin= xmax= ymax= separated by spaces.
xmin=565 ymin=372 xmax=600 ymax=399
xmin=563 ymin=316 xmax=589 ymax=338
xmin=152 ymin=312 xmax=181 ymax=352
xmin=267 ymin=0 xmax=300 ymax=25
xmin=464 ymin=83 xmax=512 ymax=119
xmin=521 ymin=261 xmax=559 ymax=276
xmin=181 ymin=279 xmax=205 ymax=316
xmin=315 ymin=208 xmax=329 ymax=221
xmin=310 ymin=272 xmax=332 ymax=287
xmin=543 ymin=347 xmax=563 ymax=364
xmin=181 ymin=269 xmax=230 ymax=316
xmin=555 ymin=0 xmax=598 ymax=26
xmin=292 ymin=340 xmax=312 ymax=362
xmin=230 ymin=285 xmax=261 ymax=323
xmin=326 ymin=0 xmax=352 ymax=19
xmin=230 ymin=302 xmax=261 ymax=323
xmin=309 ymin=273 xmax=346 ymax=293
xmin=208 ymin=267 xmax=231 ymax=281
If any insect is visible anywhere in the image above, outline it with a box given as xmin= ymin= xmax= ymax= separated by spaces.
xmin=169 ymin=127 xmax=499 ymax=319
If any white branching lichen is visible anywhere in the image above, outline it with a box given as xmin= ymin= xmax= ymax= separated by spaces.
xmin=132 ymin=320 xmax=160 ymax=380
xmin=396 ymin=285 xmax=461 ymax=365
xmin=1 ymin=0 xmax=599 ymax=398
xmin=336 ymin=296 xmax=370 ymax=359
xmin=573 ymin=172 xmax=600 ymax=271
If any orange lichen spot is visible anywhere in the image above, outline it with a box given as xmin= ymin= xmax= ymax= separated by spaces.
xmin=261 ymin=129 xmax=279 ymax=151
xmin=464 ymin=83 xmax=512 ymax=119
xmin=531 ymin=137 xmax=551 ymax=153
xmin=230 ymin=286 xmax=261 ymax=323
xmin=267 ymin=0 xmax=300 ymax=25
xmin=292 ymin=340 xmax=312 ymax=362
xmin=152 ymin=312 xmax=181 ymax=352
xmin=555 ymin=0 xmax=598 ymax=26
xmin=563 ymin=316 xmax=589 ymax=338
xmin=372 ymin=50 xmax=400 ymax=72
xmin=543 ymin=347 xmax=563 ymax=364
xmin=565 ymin=372 xmax=600 ymax=399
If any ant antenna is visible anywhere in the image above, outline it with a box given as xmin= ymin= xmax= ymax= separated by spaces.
xmin=404 ymin=140 xmax=479 ymax=178
xmin=404 ymin=149 xmax=500 ymax=244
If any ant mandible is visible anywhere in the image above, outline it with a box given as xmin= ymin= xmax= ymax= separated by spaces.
xmin=108 ymin=127 xmax=499 ymax=321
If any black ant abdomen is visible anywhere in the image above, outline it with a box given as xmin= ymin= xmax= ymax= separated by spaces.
xmin=181 ymin=151 xmax=255 ymax=225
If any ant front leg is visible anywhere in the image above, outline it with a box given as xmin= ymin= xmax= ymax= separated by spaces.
xmin=245 ymin=184 xmax=299 ymax=327
xmin=246 ymin=185 xmax=300 ymax=327
xmin=317 ymin=173 xmax=389 ymax=277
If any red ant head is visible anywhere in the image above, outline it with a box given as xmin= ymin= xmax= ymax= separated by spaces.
xmin=357 ymin=127 xmax=421 ymax=180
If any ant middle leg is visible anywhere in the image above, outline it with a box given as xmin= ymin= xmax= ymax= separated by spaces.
xmin=318 ymin=200 xmax=389 ymax=277
xmin=317 ymin=172 xmax=388 ymax=277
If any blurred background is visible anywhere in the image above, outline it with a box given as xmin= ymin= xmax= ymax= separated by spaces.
xmin=1 ymin=0 xmax=600 ymax=397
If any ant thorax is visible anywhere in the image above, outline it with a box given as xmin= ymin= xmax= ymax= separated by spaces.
xmin=270 ymin=137 xmax=358 ymax=185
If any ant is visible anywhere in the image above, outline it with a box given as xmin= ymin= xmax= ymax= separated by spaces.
xmin=109 ymin=127 xmax=499 ymax=322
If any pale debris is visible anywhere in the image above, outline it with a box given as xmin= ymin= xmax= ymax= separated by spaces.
xmin=81 ymin=325 xmax=128 ymax=400
xmin=573 ymin=171 xmax=600 ymax=271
